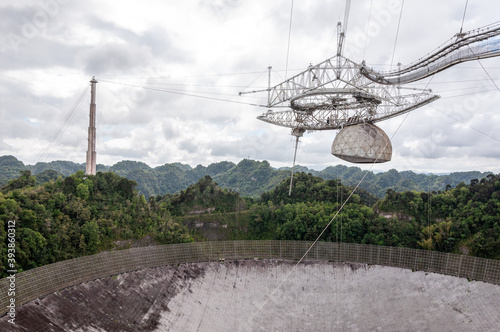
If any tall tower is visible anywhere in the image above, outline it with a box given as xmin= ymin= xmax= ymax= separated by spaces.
xmin=85 ymin=76 xmax=98 ymax=175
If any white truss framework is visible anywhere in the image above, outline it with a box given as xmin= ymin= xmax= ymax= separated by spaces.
xmin=241 ymin=21 xmax=500 ymax=135
xmin=361 ymin=22 xmax=500 ymax=84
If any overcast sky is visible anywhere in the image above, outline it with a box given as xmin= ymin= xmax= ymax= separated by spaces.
xmin=1 ymin=0 xmax=499 ymax=174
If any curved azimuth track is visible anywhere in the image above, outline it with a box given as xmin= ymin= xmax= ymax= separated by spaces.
xmin=240 ymin=20 xmax=500 ymax=166
xmin=243 ymin=21 xmax=500 ymax=135
xmin=361 ymin=21 xmax=500 ymax=85
xmin=255 ymin=56 xmax=440 ymax=132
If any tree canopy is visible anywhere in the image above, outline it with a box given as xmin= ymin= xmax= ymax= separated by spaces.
xmin=1 ymin=167 xmax=498 ymax=278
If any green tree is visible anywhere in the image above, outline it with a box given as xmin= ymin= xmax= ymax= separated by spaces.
xmin=81 ymin=221 xmax=100 ymax=254
xmin=1 ymin=170 xmax=36 ymax=193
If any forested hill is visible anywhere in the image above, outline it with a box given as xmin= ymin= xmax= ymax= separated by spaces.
xmin=0 ymin=155 xmax=491 ymax=198
xmin=250 ymin=172 xmax=500 ymax=259
xmin=375 ymin=174 xmax=500 ymax=258
xmin=155 ymin=175 xmax=248 ymax=217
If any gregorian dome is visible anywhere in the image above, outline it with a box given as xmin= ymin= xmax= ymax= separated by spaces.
xmin=331 ymin=123 xmax=392 ymax=163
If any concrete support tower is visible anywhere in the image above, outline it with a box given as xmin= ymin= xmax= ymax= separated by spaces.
xmin=85 ymin=76 xmax=98 ymax=175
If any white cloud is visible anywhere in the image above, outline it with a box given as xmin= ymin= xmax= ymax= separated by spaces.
xmin=0 ymin=0 xmax=499 ymax=175
xmin=4 ymin=67 xmax=85 ymax=98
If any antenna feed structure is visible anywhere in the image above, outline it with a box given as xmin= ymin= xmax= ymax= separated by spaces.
xmin=242 ymin=20 xmax=500 ymax=165
xmin=86 ymin=76 xmax=98 ymax=176
xmin=291 ymin=128 xmax=305 ymax=138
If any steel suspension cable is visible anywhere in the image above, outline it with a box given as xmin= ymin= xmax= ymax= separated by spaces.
xmin=32 ymin=86 xmax=89 ymax=164
xmin=424 ymin=74 xmax=435 ymax=250
xmin=99 ymin=80 xmax=267 ymax=107
xmin=362 ymin=0 xmax=374 ymax=60
xmin=288 ymin=136 xmax=300 ymax=196
xmin=430 ymin=105 xmax=500 ymax=143
xmin=238 ymin=105 xmax=413 ymax=331
xmin=459 ymin=0 xmax=469 ymax=34
xmin=473 ymin=55 xmax=500 ymax=93
xmin=343 ymin=0 xmax=351 ymax=36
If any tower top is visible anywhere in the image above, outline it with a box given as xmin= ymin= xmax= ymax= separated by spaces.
xmin=90 ymin=76 xmax=98 ymax=84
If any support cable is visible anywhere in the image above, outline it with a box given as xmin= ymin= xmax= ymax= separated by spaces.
xmin=427 ymin=104 xmax=433 ymax=249
xmin=288 ymin=136 xmax=300 ymax=196
xmin=362 ymin=0 xmax=374 ymax=60
xmin=424 ymin=74 xmax=435 ymax=252
xmin=452 ymin=44 xmax=500 ymax=141
xmin=472 ymin=52 xmax=500 ymax=93
xmin=336 ymin=173 xmax=340 ymax=244
xmin=32 ymin=86 xmax=89 ymax=164
xmin=283 ymin=0 xmax=296 ymax=196
xmin=284 ymin=0 xmax=294 ymax=80
xmin=100 ymin=70 xmax=269 ymax=80
xmin=343 ymin=0 xmax=351 ymax=36
xmin=238 ymin=105 xmax=412 ymax=331
xmin=458 ymin=2 xmax=499 ymax=96
xmin=390 ymin=0 xmax=405 ymax=70
xmin=430 ymin=105 xmax=500 ymax=143
xmin=441 ymin=87 xmax=500 ymax=99
xmin=99 ymin=80 xmax=268 ymax=107
xmin=129 ymin=82 xmax=267 ymax=89
xmin=459 ymin=0 xmax=469 ymax=34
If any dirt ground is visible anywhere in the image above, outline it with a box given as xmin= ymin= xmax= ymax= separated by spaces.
xmin=1 ymin=260 xmax=499 ymax=331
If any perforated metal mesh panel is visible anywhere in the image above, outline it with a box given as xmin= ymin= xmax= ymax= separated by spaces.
xmin=331 ymin=123 xmax=392 ymax=163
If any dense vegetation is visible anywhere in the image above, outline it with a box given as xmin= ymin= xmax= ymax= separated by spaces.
xmin=246 ymin=173 xmax=500 ymax=259
xmin=0 ymin=155 xmax=490 ymax=198
xmin=0 ymin=156 xmax=26 ymax=187
xmin=156 ymin=175 xmax=247 ymax=217
xmin=248 ymin=173 xmax=419 ymax=247
xmin=1 ymin=163 xmax=498 ymax=277
xmin=0 ymin=170 xmax=192 ymax=277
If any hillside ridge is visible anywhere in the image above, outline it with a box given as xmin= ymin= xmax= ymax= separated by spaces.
xmin=0 ymin=155 xmax=491 ymax=198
